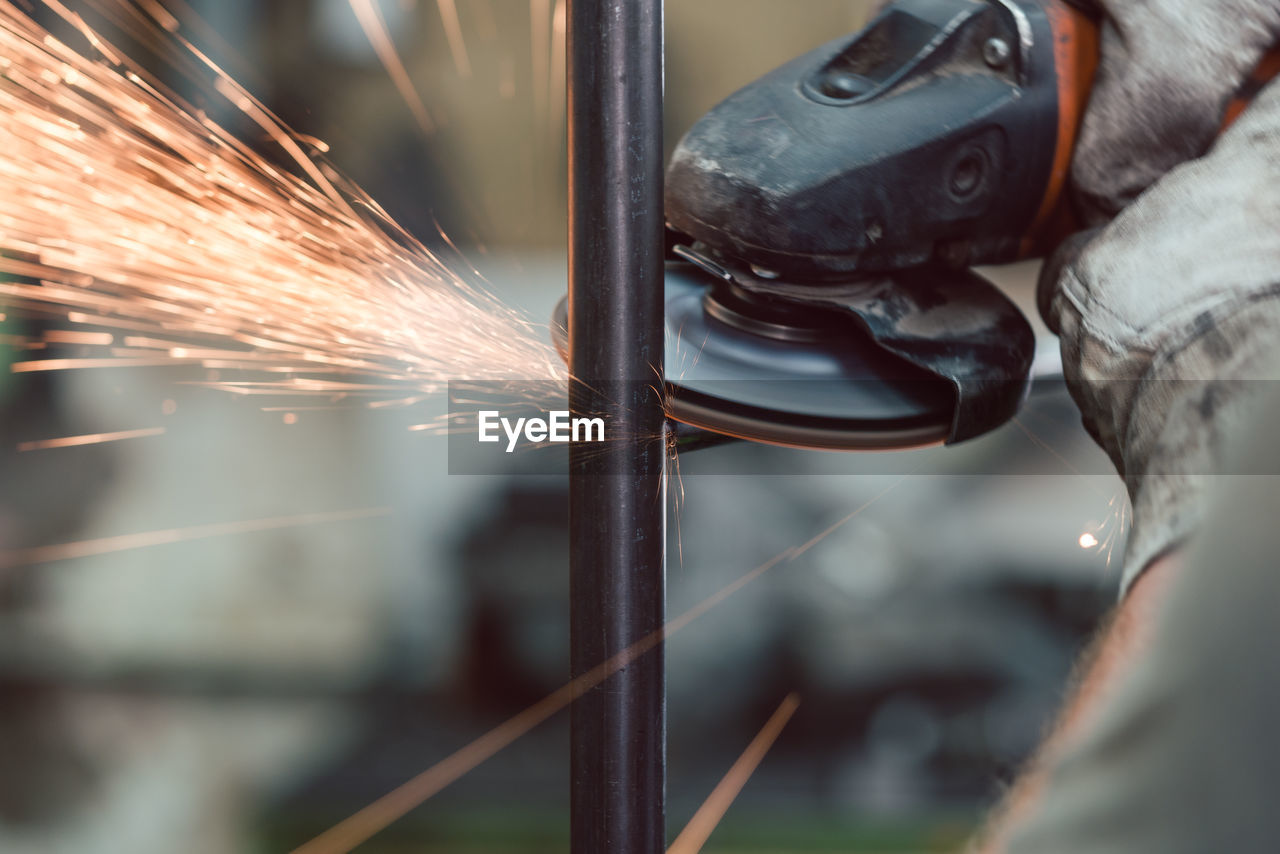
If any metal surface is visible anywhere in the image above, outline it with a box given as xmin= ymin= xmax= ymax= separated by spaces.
xmin=567 ymin=1 xmax=667 ymax=852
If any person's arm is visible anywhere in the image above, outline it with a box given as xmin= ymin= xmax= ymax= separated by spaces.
xmin=972 ymin=2 xmax=1280 ymax=848
xmin=973 ymin=553 xmax=1178 ymax=853
xmin=972 ymin=385 xmax=1280 ymax=854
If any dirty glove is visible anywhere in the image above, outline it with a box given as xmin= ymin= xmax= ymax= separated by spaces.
xmin=1038 ymin=0 xmax=1280 ymax=594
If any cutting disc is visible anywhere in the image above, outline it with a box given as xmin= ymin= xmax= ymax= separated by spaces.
xmin=551 ymin=252 xmax=1034 ymax=451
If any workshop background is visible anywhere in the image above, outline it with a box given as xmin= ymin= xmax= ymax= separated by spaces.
xmin=0 ymin=1 xmax=1126 ymax=852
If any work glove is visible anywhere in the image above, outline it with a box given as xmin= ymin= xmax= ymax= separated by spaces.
xmin=1037 ymin=0 xmax=1280 ymax=593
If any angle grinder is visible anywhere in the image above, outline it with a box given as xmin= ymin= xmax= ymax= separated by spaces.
xmin=552 ymin=0 xmax=1278 ymax=451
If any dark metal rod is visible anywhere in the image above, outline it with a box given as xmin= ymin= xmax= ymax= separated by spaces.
xmin=567 ymin=0 xmax=667 ymax=851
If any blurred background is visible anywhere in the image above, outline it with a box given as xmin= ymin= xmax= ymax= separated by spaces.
xmin=0 ymin=1 xmax=1129 ymax=851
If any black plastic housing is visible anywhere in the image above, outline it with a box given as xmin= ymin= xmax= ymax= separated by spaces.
xmin=665 ymin=0 xmax=1062 ymax=279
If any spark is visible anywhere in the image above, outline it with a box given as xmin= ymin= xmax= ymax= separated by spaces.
xmin=1012 ymin=419 xmax=1133 ymax=567
xmin=668 ymin=429 xmax=687 ymax=566
xmin=291 ymin=479 xmax=909 ymax=854
xmin=12 ymin=358 xmax=185 ymax=372
xmin=16 ymin=425 xmax=164 ymax=451
xmin=435 ymin=0 xmax=471 ymax=78
xmin=667 ymin=693 xmax=801 ymax=854
xmin=347 ymin=0 xmax=437 ymax=135
xmin=41 ymin=329 xmax=112 ymax=345
xmin=1095 ymin=489 xmax=1131 ymax=568
xmin=1012 ymin=416 xmax=1091 ymax=481
xmin=0 ymin=506 xmax=391 ymax=570
xmin=0 ymin=1 xmax=565 ymax=421
xmin=143 ymin=0 xmax=261 ymax=87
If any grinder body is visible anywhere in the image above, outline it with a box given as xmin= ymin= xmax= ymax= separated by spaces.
xmin=555 ymin=0 xmax=1279 ymax=452
xmin=665 ymin=0 xmax=1100 ymax=280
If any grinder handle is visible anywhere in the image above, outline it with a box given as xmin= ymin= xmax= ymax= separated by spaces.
xmin=1024 ymin=0 xmax=1280 ymax=257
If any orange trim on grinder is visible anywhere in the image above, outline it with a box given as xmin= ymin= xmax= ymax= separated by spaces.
xmin=1222 ymin=47 xmax=1280 ymax=130
xmin=1021 ymin=0 xmax=1099 ymax=258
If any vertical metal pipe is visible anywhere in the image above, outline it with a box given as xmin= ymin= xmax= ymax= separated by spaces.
xmin=567 ymin=0 xmax=666 ymax=852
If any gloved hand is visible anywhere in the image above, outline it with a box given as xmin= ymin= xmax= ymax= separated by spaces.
xmin=1037 ymin=0 xmax=1280 ymax=593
